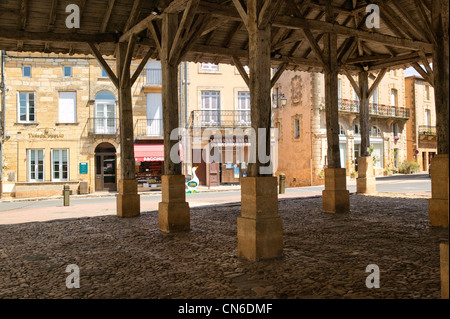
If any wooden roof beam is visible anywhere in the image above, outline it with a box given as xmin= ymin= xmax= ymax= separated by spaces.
xmin=387 ymin=0 xmax=430 ymax=42
xmin=48 ymin=0 xmax=59 ymax=31
xmin=131 ymin=47 xmax=154 ymax=86
xmin=88 ymin=43 xmax=119 ymax=88
xmin=301 ymin=28 xmax=330 ymax=73
xmin=100 ymin=0 xmax=116 ymax=33
xmin=196 ymin=2 xmax=433 ymax=51
xmin=232 ymin=56 xmax=249 ymax=86
xmin=271 ymin=63 xmax=287 ymax=88
xmin=123 ymin=0 xmax=143 ymax=34
xmin=169 ymin=0 xmax=201 ymax=65
xmin=196 ymin=3 xmax=432 ymax=52
xmin=0 ymin=29 xmax=116 ymax=43
xmin=414 ymin=0 xmax=437 ymax=45
xmin=20 ymin=0 xmax=28 ymax=31
xmin=411 ymin=62 xmax=433 ymax=86
xmin=231 ymin=0 xmax=248 ymax=28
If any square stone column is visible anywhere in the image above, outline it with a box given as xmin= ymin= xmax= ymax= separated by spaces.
xmin=117 ymin=179 xmax=140 ymax=217
xmin=356 ymin=156 xmax=376 ymax=194
xmin=429 ymin=154 xmax=449 ymax=228
xmin=322 ymin=168 xmax=350 ymax=213
xmin=159 ymin=175 xmax=190 ymax=233
xmin=441 ymin=242 xmax=449 ymax=299
xmin=237 ymin=177 xmax=283 ymax=261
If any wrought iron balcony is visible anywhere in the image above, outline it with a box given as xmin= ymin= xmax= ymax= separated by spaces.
xmin=135 ymin=119 xmax=163 ymax=138
xmin=419 ymin=125 xmax=436 ymax=136
xmin=144 ymin=68 xmax=162 ymax=86
xmin=337 ymin=99 xmax=410 ymax=119
xmin=189 ymin=110 xmax=251 ymax=128
xmin=88 ymin=118 xmax=119 ymax=136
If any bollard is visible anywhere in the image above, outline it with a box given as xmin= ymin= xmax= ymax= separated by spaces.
xmin=279 ymin=173 xmax=286 ymax=194
xmin=63 ymin=184 xmax=70 ymax=206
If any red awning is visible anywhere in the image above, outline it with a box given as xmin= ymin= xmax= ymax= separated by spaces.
xmin=134 ymin=144 xmax=183 ymax=162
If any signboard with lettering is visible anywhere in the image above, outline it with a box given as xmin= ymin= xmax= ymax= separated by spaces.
xmin=79 ymin=163 xmax=88 ymax=174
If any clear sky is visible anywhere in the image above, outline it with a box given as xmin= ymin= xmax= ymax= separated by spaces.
xmin=404 ymin=67 xmax=420 ymax=77
xmin=404 ymin=63 xmax=432 ymax=77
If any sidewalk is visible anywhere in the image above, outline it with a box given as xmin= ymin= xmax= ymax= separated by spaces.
xmin=0 ymin=184 xmax=242 ymax=203
xmin=0 ymin=173 xmax=429 ymax=203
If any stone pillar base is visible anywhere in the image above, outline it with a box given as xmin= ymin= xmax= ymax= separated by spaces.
xmin=441 ymin=242 xmax=449 ymax=299
xmin=237 ymin=216 xmax=283 ymax=261
xmin=117 ymin=180 xmax=140 ymax=218
xmin=158 ymin=175 xmax=190 ymax=233
xmin=357 ymin=177 xmax=376 ymax=194
xmin=429 ymin=199 xmax=449 ymax=228
xmin=357 ymin=156 xmax=376 ymax=194
xmin=429 ymin=154 xmax=449 ymax=228
xmin=159 ymin=202 xmax=190 ymax=232
xmin=322 ymin=168 xmax=350 ymax=213
xmin=238 ymin=177 xmax=283 ymax=260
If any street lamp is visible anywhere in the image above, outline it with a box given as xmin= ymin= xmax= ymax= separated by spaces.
xmin=280 ymin=95 xmax=287 ymax=107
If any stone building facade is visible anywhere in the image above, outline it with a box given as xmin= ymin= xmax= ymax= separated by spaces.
xmin=405 ymin=75 xmax=437 ymax=171
xmin=0 ymin=51 xmax=162 ymax=198
xmin=273 ymin=69 xmax=410 ymax=187
xmin=185 ymin=62 xmax=251 ymax=186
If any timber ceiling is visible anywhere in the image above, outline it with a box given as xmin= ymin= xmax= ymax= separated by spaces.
xmin=0 ymin=0 xmax=435 ymax=73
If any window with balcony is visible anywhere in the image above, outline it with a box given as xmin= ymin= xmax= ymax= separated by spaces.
xmin=146 ymin=93 xmax=163 ymax=136
xmin=425 ymin=109 xmax=431 ymax=127
xmin=145 ymin=61 xmax=162 ymax=85
xmin=371 ymin=87 xmax=379 ymax=114
xmin=94 ymin=91 xmax=117 ymax=134
xmin=18 ymin=92 xmax=36 ymax=123
xmin=353 ymin=89 xmax=359 ymax=112
xmin=391 ymin=89 xmax=398 ymax=107
xmin=237 ymin=92 xmax=250 ymax=126
xmin=201 ymin=91 xmax=220 ymax=126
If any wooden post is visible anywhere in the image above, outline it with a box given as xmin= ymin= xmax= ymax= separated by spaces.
xmin=237 ymin=0 xmax=282 ymax=261
xmin=322 ymin=6 xmax=349 ymax=213
xmin=356 ymin=70 xmax=376 ymax=194
xmin=359 ymin=71 xmax=370 ymax=157
xmin=247 ymin=8 xmax=272 ymax=177
xmin=116 ymin=40 xmax=140 ymax=217
xmin=429 ymin=0 xmax=449 ymax=228
xmin=158 ymin=12 xmax=190 ymax=233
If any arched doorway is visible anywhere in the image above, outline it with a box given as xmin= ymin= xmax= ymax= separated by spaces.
xmin=95 ymin=142 xmax=117 ymax=192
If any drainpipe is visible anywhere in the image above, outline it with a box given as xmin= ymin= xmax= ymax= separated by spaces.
xmin=184 ymin=62 xmax=189 ymax=175
xmin=0 ymin=50 xmax=6 ymax=198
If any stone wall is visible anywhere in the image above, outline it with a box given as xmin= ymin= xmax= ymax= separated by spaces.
xmin=1 ymin=51 xmax=148 ymax=197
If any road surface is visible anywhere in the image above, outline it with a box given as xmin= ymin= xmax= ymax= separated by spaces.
xmin=0 ymin=173 xmax=431 ymax=225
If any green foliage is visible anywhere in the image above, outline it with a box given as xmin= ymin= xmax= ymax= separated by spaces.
xmin=319 ymin=169 xmax=325 ymax=179
xmin=398 ymin=161 xmax=420 ymax=174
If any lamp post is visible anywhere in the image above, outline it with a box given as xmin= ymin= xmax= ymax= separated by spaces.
xmin=280 ymin=95 xmax=287 ymax=107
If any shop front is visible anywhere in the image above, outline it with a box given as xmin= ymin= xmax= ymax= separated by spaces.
xmin=134 ymin=143 xmax=184 ymax=191
xmin=135 ymin=143 xmax=164 ymax=191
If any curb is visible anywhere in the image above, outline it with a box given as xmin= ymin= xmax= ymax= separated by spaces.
xmin=0 ymin=187 xmax=242 ymax=203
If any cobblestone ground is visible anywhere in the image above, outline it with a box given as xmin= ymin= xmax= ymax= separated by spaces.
xmin=0 ymin=194 xmax=447 ymax=299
